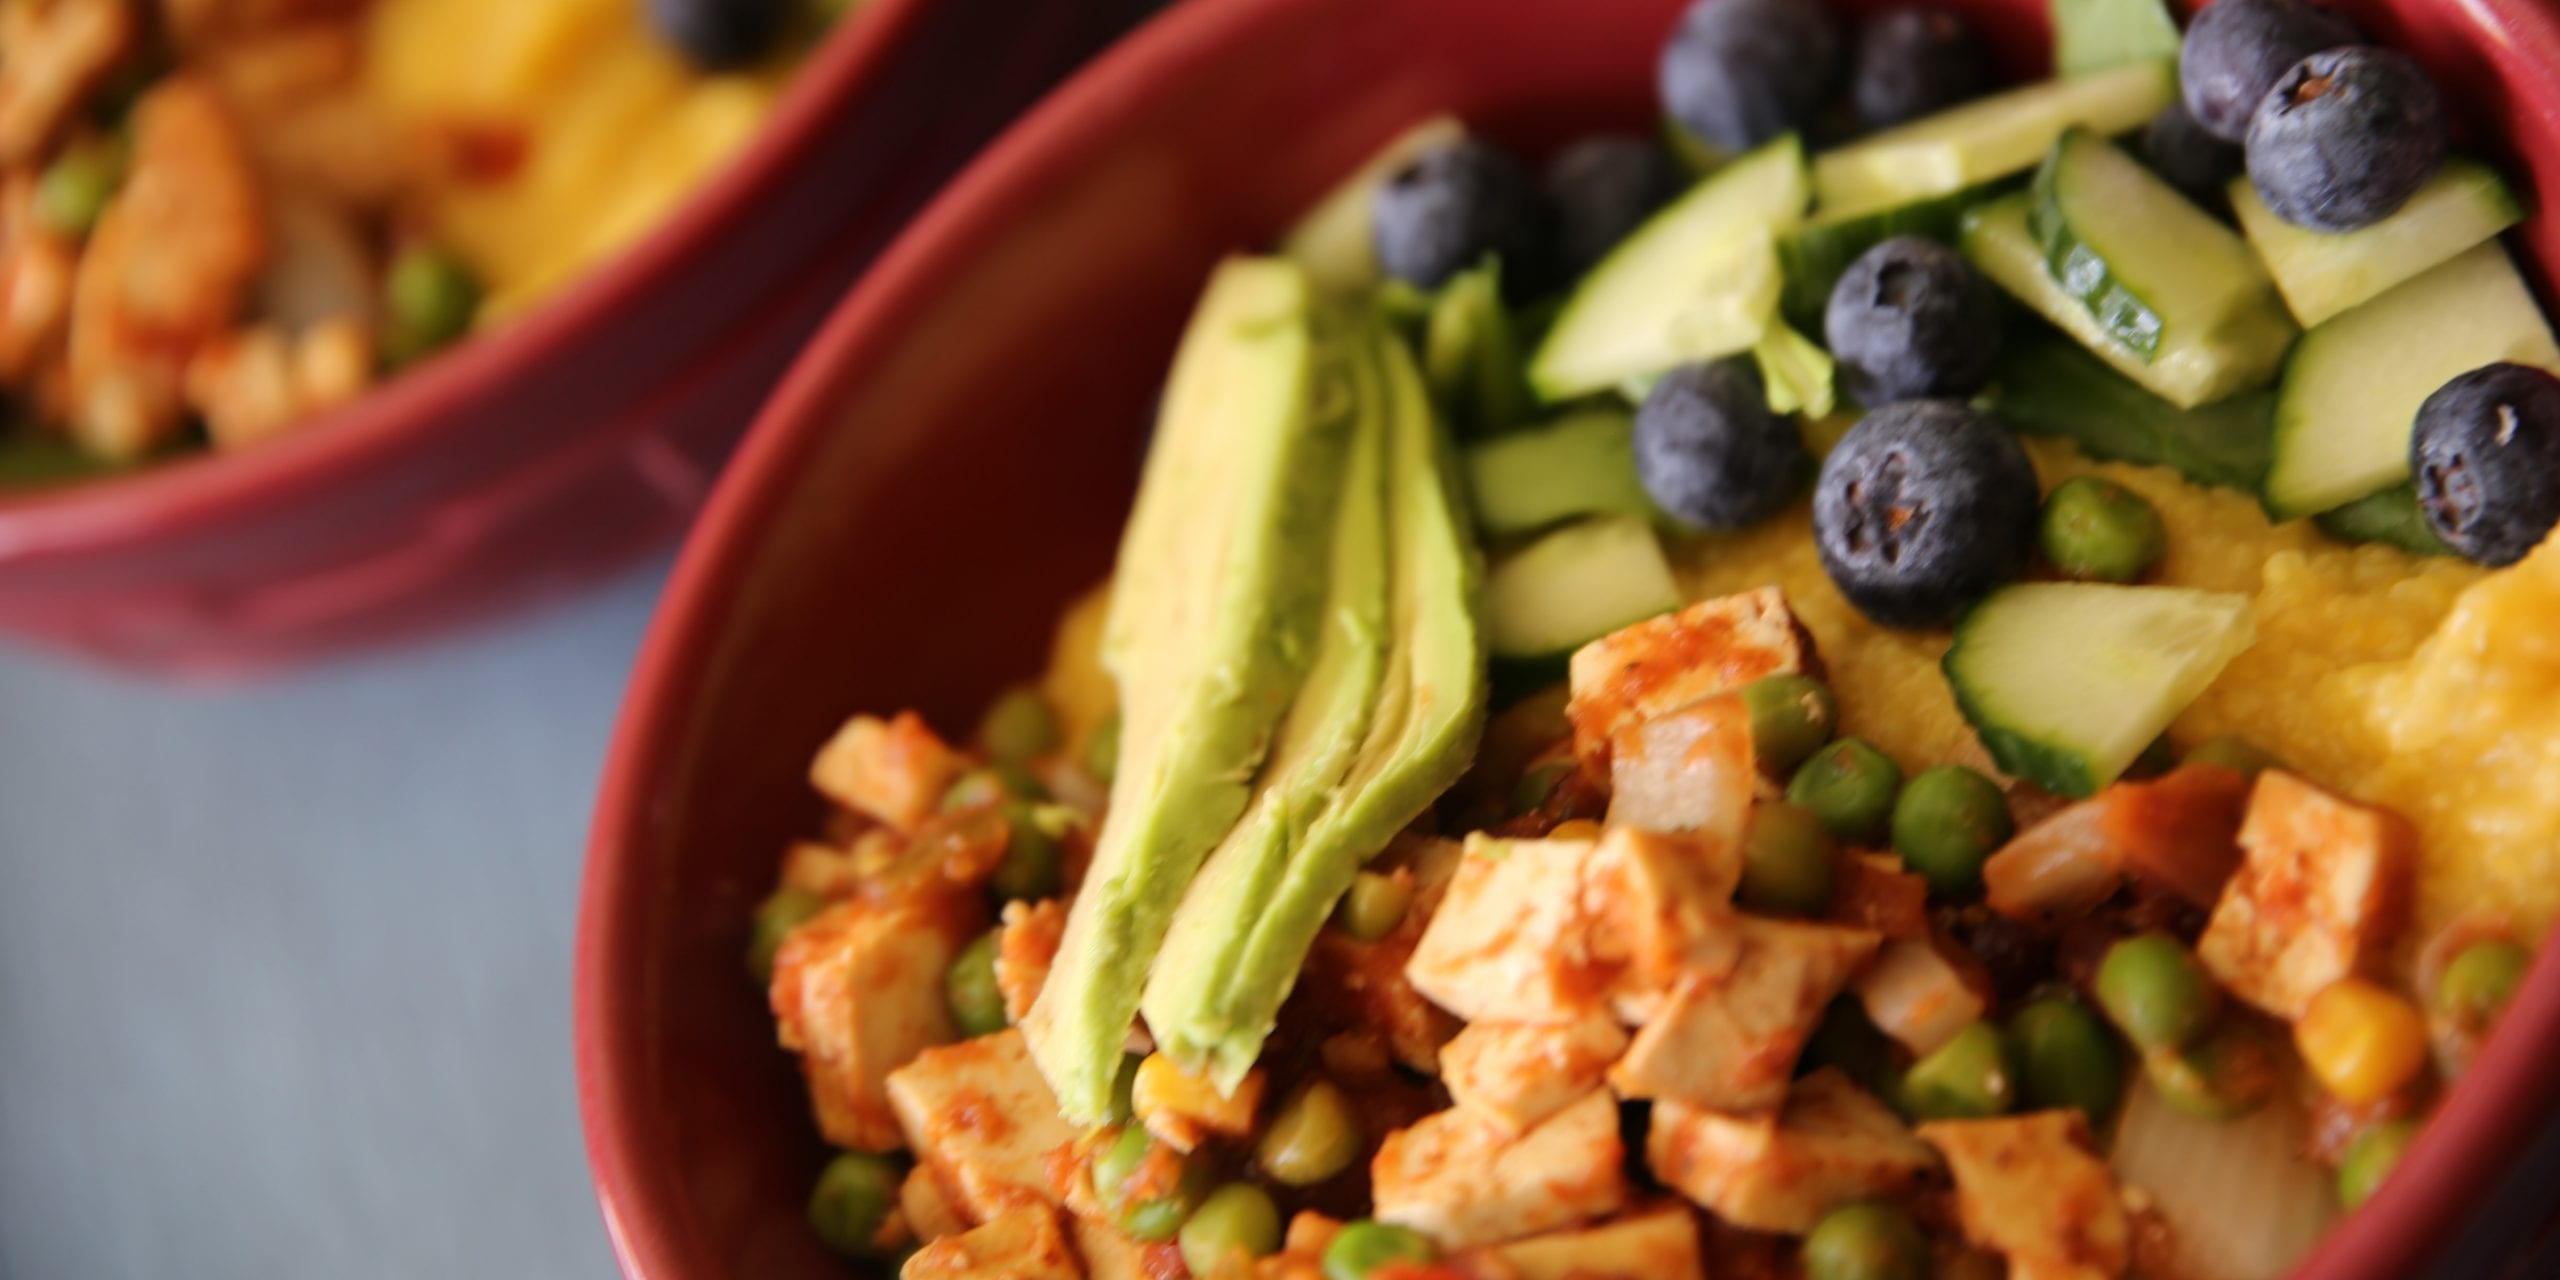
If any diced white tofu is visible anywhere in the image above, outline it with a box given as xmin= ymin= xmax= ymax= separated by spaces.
xmin=1919 ymin=1111 xmax=2131 ymax=1280
xmin=1568 ymin=587 xmax=1814 ymax=770
xmin=1405 ymin=835 xmax=1607 ymax=1024
xmin=778 ymin=838 xmax=865 ymax=897
xmin=1441 ymin=1010 xmax=1630 ymax=1135
xmin=1604 ymin=694 xmax=1759 ymax=844
xmin=1069 ymin=1218 xmax=1180 ymax=1280
xmin=901 ymin=1164 xmax=971 ymax=1244
xmin=1491 ymin=1203 xmax=1706 ymax=1280
xmin=1583 ymin=824 xmax=1746 ymax=1011
xmin=1611 ymin=918 xmax=1880 ymax=1113
xmin=1647 ymin=1069 xmax=1937 ymax=1235
xmin=772 ymin=891 xmax=988 ymax=1150
xmin=1373 ymin=1089 xmax=1631 ymax=1248
xmin=1854 ymin=936 xmax=1988 ymax=1057
xmin=810 ymin=711 xmax=966 ymax=831
xmin=1132 ymin=1052 xmax=1264 ymax=1152
xmin=885 ymin=1030 xmax=1080 ymax=1223
xmin=900 ymin=1203 xmax=1083 ymax=1279
xmin=2196 ymin=771 xmax=2414 ymax=1019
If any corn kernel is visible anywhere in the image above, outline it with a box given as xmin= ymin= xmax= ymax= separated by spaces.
xmin=1132 ymin=1052 xmax=1264 ymax=1151
xmin=2295 ymin=977 xmax=2429 ymax=1104
xmin=1548 ymin=818 xmax=1605 ymax=841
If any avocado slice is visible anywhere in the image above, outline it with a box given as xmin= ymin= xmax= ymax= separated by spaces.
xmin=1142 ymin=310 xmax=1490 ymax=1089
xmin=1022 ymin=257 xmax=1362 ymax=1121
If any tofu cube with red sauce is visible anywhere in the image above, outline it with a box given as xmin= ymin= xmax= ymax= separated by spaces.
xmin=1583 ymin=824 xmax=1747 ymax=1016
xmin=995 ymin=898 xmax=1065 ymax=1025
xmin=1610 ymin=918 xmax=1880 ymax=1114
xmin=900 ymin=1203 xmax=1083 ymax=1280
xmin=809 ymin=711 xmax=967 ymax=832
xmin=1372 ymin=1088 xmax=1632 ymax=1248
xmin=2196 ymin=771 xmax=2415 ymax=1020
xmin=1404 ymin=834 xmax=1610 ymax=1025
xmin=770 ymin=890 xmax=987 ymax=1151
xmin=1567 ymin=587 xmax=1816 ymax=773
xmin=1919 ymin=1111 xmax=2130 ymax=1280
xmin=1440 ymin=1010 xmax=1630 ymax=1135
xmin=885 ymin=1029 xmax=1082 ymax=1224
xmin=1604 ymin=692 xmax=1762 ymax=842
xmin=1487 ymin=1202 xmax=1707 ymax=1280
xmin=1853 ymin=935 xmax=1989 ymax=1057
xmin=1647 ymin=1069 xmax=1937 ymax=1235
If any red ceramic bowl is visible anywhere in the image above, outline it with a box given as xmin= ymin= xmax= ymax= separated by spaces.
xmin=579 ymin=0 xmax=2560 ymax=1275
xmin=0 ymin=0 xmax=1155 ymax=676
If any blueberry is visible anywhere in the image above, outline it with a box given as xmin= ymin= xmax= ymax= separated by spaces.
xmin=1823 ymin=236 xmax=2000 ymax=406
xmin=1813 ymin=401 xmax=2038 ymax=628
xmin=1849 ymin=8 xmax=1991 ymax=131
xmin=2245 ymin=46 xmax=2446 ymax=232
xmin=1542 ymin=136 xmax=1682 ymax=277
xmin=2143 ymin=100 xmax=2245 ymax=211
xmin=2411 ymin=362 xmax=2560 ymax=567
xmin=2178 ymin=0 xmax=2359 ymax=141
xmin=648 ymin=0 xmax=788 ymax=69
xmin=1659 ymin=0 xmax=1843 ymax=154
xmin=1634 ymin=359 xmax=1812 ymax=531
xmin=1373 ymin=139 xmax=1547 ymax=293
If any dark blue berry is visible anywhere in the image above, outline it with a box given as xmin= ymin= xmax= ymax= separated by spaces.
xmin=1659 ymin=0 xmax=1842 ymax=154
xmin=1813 ymin=401 xmax=2038 ymax=628
xmin=1543 ymin=136 xmax=1682 ymax=277
xmin=1823 ymin=236 xmax=2000 ymax=406
xmin=1373 ymin=140 xmax=1547 ymax=293
xmin=2143 ymin=100 xmax=2245 ymax=211
xmin=1849 ymin=8 xmax=1990 ymax=131
xmin=648 ymin=0 xmax=788 ymax=69
xmin=2411 ymin=362 xmax=2560 ymax=567
xmin=1634 ymin=359 xmax=1811 ymax=531
xmin=2245 ymin=46 xmax=2446 ymax=232
xmin=2178 ymin=0 xmax=2358 ymax=141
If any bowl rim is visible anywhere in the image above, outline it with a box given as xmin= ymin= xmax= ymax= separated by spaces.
xmin=577 ymin=0 xmax=2560 ymax=1274
xmin=0 ymin=0 xmax=938 ymax=558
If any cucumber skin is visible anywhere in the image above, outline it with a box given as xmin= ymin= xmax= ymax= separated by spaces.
xmin=1944 ymin=641 xmax=2103 ymax=798
xmin=2312 ymin=485 xmax=2455 ymax=557
xmin=1990 ymin=326 xmax=2273 ymax=491
xmin=2029 ymin=135 xmax=2166 ymax=360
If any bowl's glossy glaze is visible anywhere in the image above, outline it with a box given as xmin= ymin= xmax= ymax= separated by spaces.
xmin=0 ymin=0 xmax=1156 ymax=675
xmin=578 ymin=0 xmax=2560 ymax=1275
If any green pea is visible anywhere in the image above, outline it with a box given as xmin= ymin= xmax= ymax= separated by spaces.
xmin=2040 ymin=475 xmax=2166 ymax=583
xmin=33 ymin=137 xmax=124 ymax=237
xmin=2338 ymin=1118 xmax=2420 ymax=1209
xmin=1084 ymin=709 xmax=1122 ymax=786
xmin=2435 ymin=939 xmax=2530 ymax=1035
xmin=941 ymin=765 xmax=1050 ymax=812
xmin=1259 ymin=1079 xmax=1362 ymax=1187
xmin=2007 ymin=995 xmax=2125 ymax=1125
xmin=1321 ymin=1220 xmax=1438 ymax=1280
xmin=1890 ymin=765 xmax=2013 ymax=895
xmin=1091 ymin=1124 xmax=1153 ymax=1203
xmin=990 ymin=802 xmax=1064 ymax=901
xmin=1786 ymin=737 xmax=1903 ymax=845
xmin=1509 ymin=758 xmax=1574 ymax=817
xmin=1744 ymin=673 xmax=1839 ymax=777
xmin=1898 ymin=1021 xmax=2015 ymax=1121
xmin=1089 ymin=1127 xmax=1205 ymax=1242
xmin=2095 ymin=932 xmax=2220 ymax=1052
xmin=1335 ymin=870 xmax=1415 ymax=941
xmin=806 ymin=1151 xmax=901 ymax=1258
xmin=1739 ymin=801 xmax=1838 ymax=916
xmin=977 ymin=685 xmax=1060 ymax=764
xmin=382 ymin=244 xmax=482 ymax=366
xmin=1179 ymin=1183 xmax=1282 ymax=1275
xmin=944 ymin=929 xmax=1007 ymax=1038
xmin=746 ymin=886 xmax=827 ymax=984
xmin=2182 ymin=735 xmax=2283 ymax=778
xmin=1120 ymin=1184 xmax=1203 ymax=1243
xmin=2144 ymin=1022 xmax=2280 ymax=1120
xmin=1802 ymin=1201 xmax=1931 ymax=1280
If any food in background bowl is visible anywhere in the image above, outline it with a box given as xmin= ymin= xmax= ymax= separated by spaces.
xmin=0 ymin=0 xmax=846 ymax=483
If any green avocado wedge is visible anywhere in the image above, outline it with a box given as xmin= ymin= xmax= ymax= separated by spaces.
xmin=1143 ymin=310 xmax=1489 ymax=1090
xmin=1023 ymin=257 xmax=1362 ymax=1121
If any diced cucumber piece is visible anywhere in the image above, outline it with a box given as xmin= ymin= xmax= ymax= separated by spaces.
xmin=1775 ymin=180 xmax=2004 ymax=332
xmin=1990 ymin=325 xmax=2274 ymax=492
xmin=1283 ymin=115 xmax=1466 ymax=292
xmin=2263 ymin=241 xmax=2560 ymax=518
xmin=1813 ymin=60 xmax=2175 ymax=220
xmin=1963 ymin=193 xmax=2295 ymax=408
xmin=1423 ymin=260 xmax=1533 ymax=436
xmin=1946 ymin=583 xmax=2256 ymax=797
xmin=2052 ymin=0 xmax=2182 ymax=77
xmin=2313 ymin=485 xmax=2453 ymax=557
xmin=2030 ymin=129 xmax=2286 ymax=362
xmin=1463 ymin=409 xmax=1656 ymax=537
xmin=2230 ymin=157 xmax=2526 ymax=327
xmin=1484 ymin=515 xmax=1683 ymax=661
xmin=1530 ymin=136 xmax=1809 ymax=401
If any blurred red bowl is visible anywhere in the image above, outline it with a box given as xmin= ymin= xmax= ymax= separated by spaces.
xmin=0 ymin=0 xmax=1157 ymax=675
xmin=578 ymin=0 xmax=2560 ymax=1275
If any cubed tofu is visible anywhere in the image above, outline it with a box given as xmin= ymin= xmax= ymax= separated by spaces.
xmin=901 ymin=1204 xmax=1082 ymax=1280
xmin=1405 ymin=835 xmax=1608 ymax=1024
xmin=995 ymin=898 xmax=1065 ymax=1025
xmin=1373 ymin=1088 xmax=1631 ymax=1248
xmin=1647 ymin=1069 xmax=1937 ymax=1235
xmin=1854 ymin=936 xmax=1988 ymax=1057
xmin=1568 ymin=587 xmax=1814 ymax=771
xmin=772 ymin=891 xmax=988 ymax=1150
xmin=1133 ymin=1052 xmax=1265 ymax=1152
xmin=2196 ymin=771 xmax=2414 ymax=1019
xmin=1070 ymin=1218 xmax=1184 ymax=1280
xmin=1583 ymin=824 xmax=1746 ymax=1010
xmin=1605 ymin=694 xmax=1759 ymax=844
xmin=1489 ymin=1202 xmax=1707 ymax=1280
xmin=885 ymin=1029 xmax=1080 ymax=1223
xmin=902 ymin=1164 xmax=972 ymax=1244
xmin=810 ymin=711 xmax=966 ymax=832
xmin=1441 ymin=1010 xmax=1630 ymax=1135
xmin=1919 ymin=1111 xmax=2131 ymax=1280
xmin=778 ymin=838 xmax=866 ymax=897
xmin=1611 ymin=918 xmax=1880 ymax=1113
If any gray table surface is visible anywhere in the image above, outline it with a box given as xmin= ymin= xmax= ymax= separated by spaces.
xmin=0 ymin=564 xmax=668 ymax=1280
